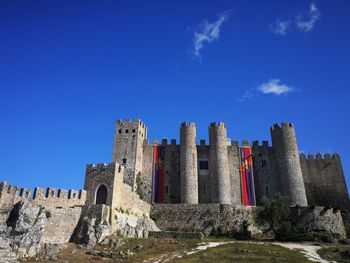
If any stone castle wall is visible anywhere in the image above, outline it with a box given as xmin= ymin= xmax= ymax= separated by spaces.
xmin=163 ymin=139 xmax=180 ymax=204
xmin=300 ymin=153 xmax=350 ymax=210
xmin=0 ymin=181 xmax=86 ymax=209
xmin=151 ymin=204 xmax=346 ymax=240
xmin=112 ymin=119 xmax=147 ymax=190
xmin=252 ymin=141 xmax=279 ymax=204
xmin=84 ymin=162 xmax=150 ymax=217
xmin=141 ymin=140 xmax=154 ymax=203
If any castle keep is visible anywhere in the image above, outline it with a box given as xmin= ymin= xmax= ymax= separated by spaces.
xmin=1 ymin=118 xmax=349 ymax=212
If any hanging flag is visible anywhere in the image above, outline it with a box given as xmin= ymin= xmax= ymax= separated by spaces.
xmin=239 ymin=146 xmax=256 ymax=206
xmin=152 ymin=145 xmax=165 ymax=203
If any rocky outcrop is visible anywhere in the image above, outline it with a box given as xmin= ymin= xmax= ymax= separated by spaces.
xmin=0 ymin=201 xmax=82 ymax=261
xmin=3 ymin=202 xmax=47 ymax=259
xmin=115 ymin=211 xmax=160 ymax=238
xmin=70 ymin=205 xmax=112 ymax=247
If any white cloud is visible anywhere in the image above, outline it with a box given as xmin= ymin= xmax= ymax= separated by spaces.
xmin=193 ymin=10 xmax=231 ymax=58
xmin=269 ymin=19 xmax=290 ymax=35
xmin=258 ymin=79 xmax=294 ymax=95
xmin=296 ymin=2 xmax=320 ymax=32
xmin=238 ymin=79 xmax=295 ymax=102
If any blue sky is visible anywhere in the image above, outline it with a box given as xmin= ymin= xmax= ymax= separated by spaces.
xmin=1 ymin=0 xmax=349 ymax=192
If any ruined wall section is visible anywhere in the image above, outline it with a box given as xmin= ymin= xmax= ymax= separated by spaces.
xmin=270 ymin=122 xmax=308 ymax=206
xmin=197 ymin=140 xmax=211 ymax=204
xmin=164 ymin=139 xmax=180 ymax=204
xmin=180 ymin=122 xmax=198 ymax=204
xmin=252 ymin=141 xmax=279 ymax=204
xmin=112 ymin=118 xmax=147 ymax=191
xmin=301 ymin=153 xmax=350 ymax=210
xmin=0 ymin=182 xmax=86 ymax=209
xmin=227 ymin=141 xmax=241 ymax=205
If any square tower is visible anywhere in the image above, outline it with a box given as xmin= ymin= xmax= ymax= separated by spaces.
xmin=112 ymin=118 xmax=147 ymax=190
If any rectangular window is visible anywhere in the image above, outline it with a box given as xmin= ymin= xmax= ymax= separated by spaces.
xmin=132 ymin=129 xmax=136 ymax=133
xmin=125 ymin=129 xmax=129 ymax=133
xmin=199 ymin=160 xmax=209 ymax=170
xmin=118 ymin=129 xmax=122 ymax=134
xmin=123 ymin=158 xmax=127 ymax=164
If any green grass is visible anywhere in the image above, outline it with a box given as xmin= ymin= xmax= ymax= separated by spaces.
xmin=318 ymin=244 xmax=350 ymax=263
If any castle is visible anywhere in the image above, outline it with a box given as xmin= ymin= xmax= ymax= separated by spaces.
xmin=87 ymin=118 xmax=349 ymax=210
xmin=1 ymin=118 xmax=349 ymax=214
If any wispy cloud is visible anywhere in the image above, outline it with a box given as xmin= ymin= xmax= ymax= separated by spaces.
xmin=238 ymin=79 xmax=295 ymax=102
xmin=237 ymin=88 xmax=255 ymax=102
xmin=193 ymin=10 xmax=231 ymax=58
xmin=269 ymin=2 xmax=320 ymax=35
xmin=258 ymin=79 xmax=294 ymax=95
xmin=296 ymin=2 xmax=320 ymax=32
xmin=269 ymin=19 xmax=290 ymax=35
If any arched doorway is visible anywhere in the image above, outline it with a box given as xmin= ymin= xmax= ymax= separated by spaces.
xmin=95 ymin=185 xmax=108 ymax=204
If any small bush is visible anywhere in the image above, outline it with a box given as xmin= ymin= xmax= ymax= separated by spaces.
xmin=150 ymin=212 xmax=161 ymax=221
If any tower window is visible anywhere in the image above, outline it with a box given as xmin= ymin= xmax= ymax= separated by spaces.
xmin=118 ymin=129 xmax=122 ymax=134
xmin=199 ymin=160 xmax=209 ymax=170
xmin=125 ymin=129 xmax=129 ymax=133
xmin=132 ymin=129 xmax=136 ymax=133
xmin=123 ymin=158 xmax=127 ymax=164
xmin=266 ymin=186 xmax=269 ymax=194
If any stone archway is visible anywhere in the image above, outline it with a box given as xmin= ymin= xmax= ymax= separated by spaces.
xmin=95 ymin=185 xmax=108 ymax=204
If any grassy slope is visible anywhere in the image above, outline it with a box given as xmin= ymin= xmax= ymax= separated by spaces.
xmin=21 ymin=238 xmax=350 ymax=263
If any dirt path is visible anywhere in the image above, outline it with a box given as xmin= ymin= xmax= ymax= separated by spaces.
xmin=182 ymin=241 xmax=331 ymax=263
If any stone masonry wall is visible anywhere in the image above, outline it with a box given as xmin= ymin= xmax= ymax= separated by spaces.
xmin=41 ymin=206 xmax=83 ymax=244
xmin=252 ymin=141 xmax=279 ymax=204
xmin=270 ymin=123 xmax=308 ymax=206
xmin=164 ymin=139 xmax=180 ymax=204
xmin=180 ymin=122 xmax=198 ymax=204
xmin=113 ymin=164 xmax=151 ymax=216
xmin=228 ymin=141 xmax=242 ymax=205
xmin=84 ymin=163 xmax=116 ymax=206
xmin=141 ymin=140 xmax=154 ymax=203
xmin=197 ymin=141 xmax=211 ymax=204
xmin=151 ymin=204 xmax=346 ymax=240
xmin=112 ymin=118 xmax=147 ymax=191
xmin=300 ymin=153 xmax=350 ymax=210
xmin=0 ymin=181 xmax=86 ymax=209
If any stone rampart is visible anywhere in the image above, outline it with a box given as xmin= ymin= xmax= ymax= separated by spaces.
xmin=151 ymin=204 xmax=346 ymax=240
xmin=300 ymin=153 xmax=350 ymax=210
xmin=0 ymin=181 xmax=86 ymax=208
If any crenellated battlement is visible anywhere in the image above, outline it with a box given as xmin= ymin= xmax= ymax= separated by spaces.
xmin=0 ymin=181 xmax=86 ymax=208
xmin=180 ymin=122 xmax=196 ymax=128
xmin=300 ymin=153 xmax=340 ymax=161
xmin=116 ymin=118 xmax=146 ymax=129
xmin=209 ymin=122 xmax=227 ymax=128
xmin=86 ymin=162 xmax=115 ymax=175
xmin=270 ymin=122 xmax=294 ymax=131
xmin=252 ymin=140 xmax=270 ymax=148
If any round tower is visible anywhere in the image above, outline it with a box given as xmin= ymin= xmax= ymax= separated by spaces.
xmin=180 ymin=122 xmax=199 ymax=204
xmin=270 ymin=122 xmax=307 ymax=206
xmin=209 ymin=122 xmax=231 ymax=203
